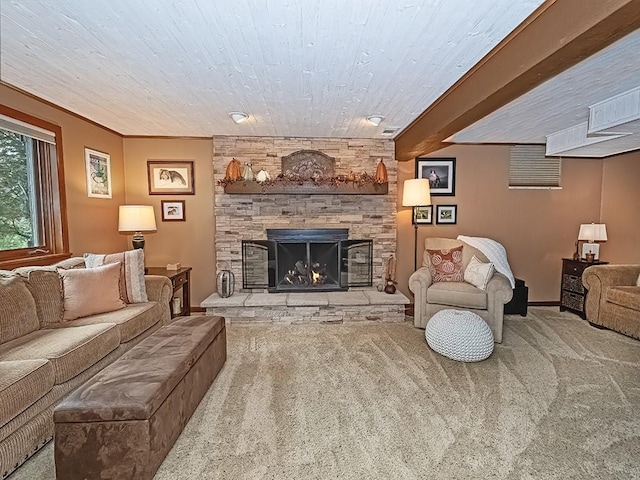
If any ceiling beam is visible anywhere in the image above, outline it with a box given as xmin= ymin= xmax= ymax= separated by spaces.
xmin=394 ymin=0 xmax=640 ymax=161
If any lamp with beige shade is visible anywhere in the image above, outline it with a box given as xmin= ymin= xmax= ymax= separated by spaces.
xmin=118 ymin=205 xmax=157 ymax=250
xmin=402 ymin=178 xmax=431 ymax=271
xmin=578 ymin=223 xmax=607 ymax=262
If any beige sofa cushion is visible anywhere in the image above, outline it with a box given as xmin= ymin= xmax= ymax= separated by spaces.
xmin=24 ymin=270 xmax=64 ymax=326
xmin=60 ymin=263 xmax=125 ymax=321
xmin=0 ymin=276 xmax=40 ymax=345
xmin=606 ymin=286 xmax=640 ymax=312
xmin=427 ymin=281 xmax=488 ymax=309
xmin=0 ymin=359 xmax=54 ymax=426
xmin=13 ymin=259 xmax=85 ymax=326
xmin=56 ymin=301 xmax=161 ymax=343
xmin=0 ymin=323 xmax=120 ymax=384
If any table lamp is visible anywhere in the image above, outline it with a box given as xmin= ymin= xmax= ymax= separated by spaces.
xmin=118 ymin=205 xmax=157 ymax=249
xmin=578 ymin=223 xmax=607 ymax=262
xmin=402 ymin=178 xmax=431 ymax=271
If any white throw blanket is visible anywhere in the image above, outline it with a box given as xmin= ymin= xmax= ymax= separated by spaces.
xmin=457 ymin=235 xmax=516 ymax=288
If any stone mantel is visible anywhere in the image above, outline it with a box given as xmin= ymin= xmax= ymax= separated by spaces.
xmin=223 ymin=180 xmax=388 ymax=195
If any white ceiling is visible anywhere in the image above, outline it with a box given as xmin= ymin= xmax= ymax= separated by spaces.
xmin=0 ymin=0 xmax=545 ymax=138
xmin=451 ymin=30 xmax=640 ymax=156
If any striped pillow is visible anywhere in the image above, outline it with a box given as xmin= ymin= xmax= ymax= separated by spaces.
xmin=83 ymin=249 xmax=148 ymax=303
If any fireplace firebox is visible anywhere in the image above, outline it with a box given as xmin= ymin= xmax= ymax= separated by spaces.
xmin=242 ymin=229 xmax=373 ymax=292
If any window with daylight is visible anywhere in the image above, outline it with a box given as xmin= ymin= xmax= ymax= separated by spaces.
xmin=0 ymin=105 xmax=69 ymax=267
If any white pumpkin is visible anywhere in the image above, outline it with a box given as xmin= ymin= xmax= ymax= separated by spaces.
xmin=243 ymin=163 xmax=254 ymax=181
xmin=255 ymin=169 xmax=271 ymax=183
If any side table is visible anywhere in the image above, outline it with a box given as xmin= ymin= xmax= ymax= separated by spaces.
xmin=146 ymin=267 xmax=192 ymax=318
xmin=560 ymin=258 xmax=607 ymax=319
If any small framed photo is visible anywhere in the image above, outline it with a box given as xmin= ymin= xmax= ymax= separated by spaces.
xmin=85 ymin=148 xmax=112 ymax=198
xmin=161 ymin=200 xmax=186 ymax=221
xmin=436 ymin=205 xmax=457 ymax=225
xmin=414 ymin=205 xmax=433 ymax=225
xmin=416 ymin=157 xmax=456 ymax=196
xmin=147 ymin=160 xmax=195 ymax=195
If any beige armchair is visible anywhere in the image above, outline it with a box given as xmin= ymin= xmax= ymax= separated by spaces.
xmin=408 ymin=238 xmax=513 ymax=343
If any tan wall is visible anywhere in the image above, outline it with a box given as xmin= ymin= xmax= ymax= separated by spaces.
xmin=396 ymin=144 xmax=607 ymax=302
xmin=1 ymin=84 xmax=127 ymax=255
xmin=600 ymin=151 xmax=640 ymax=264
xmin=122 ymin=138 xmax=215 ymax=307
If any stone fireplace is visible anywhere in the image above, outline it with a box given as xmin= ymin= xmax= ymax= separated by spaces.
xmin=213 ymin=136 xmax=397 ymax=291
xmin=206 ymin=136 xmax=407 ymax=323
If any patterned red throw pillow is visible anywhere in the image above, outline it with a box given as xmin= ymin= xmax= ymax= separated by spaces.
xmin=426 ymin=245 xmax=464 ymax=282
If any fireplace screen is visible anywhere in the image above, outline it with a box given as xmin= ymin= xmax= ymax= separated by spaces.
xmin=242 ymin=229 xmax=372 ymax=292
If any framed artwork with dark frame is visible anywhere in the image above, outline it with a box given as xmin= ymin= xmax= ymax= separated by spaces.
xmin=416 ymin=157 xmax=456 ymax=196
xmin=85 ymin=148 xmax=112 ymax=198
xmin=413 ymin=205 xmax=433 ymax=225
xmin=436 ymin=204 xmax=457 ymax=225
xmin=147 ymin=160 xmax=195 ymax=195
xmin=161 ymin=200 xmax=186 ymax=221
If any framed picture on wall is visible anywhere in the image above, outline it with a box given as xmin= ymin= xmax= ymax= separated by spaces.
xmin=414 ymin=205 xmax=433 ymax=225
xmin=161 ymin=200 xmax=186 ymax=221
xmin=85 ymin=148 xmax=112 ymax=198
xmin=436 ymin=204 xmax=457 ymax=225
xmin=416 ymin=157 xmax=456 ymax=196
xmin=147 ymin=160 xmax=195 ymax=195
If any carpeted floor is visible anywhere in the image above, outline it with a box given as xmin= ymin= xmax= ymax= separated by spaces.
xmin=11 ymin=307 xmax=640 ymax=479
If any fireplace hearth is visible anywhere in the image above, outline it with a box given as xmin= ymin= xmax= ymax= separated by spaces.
xmin=242 ymin=229 xmax=373 ymax=292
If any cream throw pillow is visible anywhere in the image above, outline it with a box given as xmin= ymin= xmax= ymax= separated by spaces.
xmin=464 ymin=255 xmax=495 ymax=291
xmin=84 ymin=249 xmax=148 ymax=303
xmin=637 ymin=273 xmax=640 ymax=287
xmin=59 ymin=262 xmax=125 ymax=321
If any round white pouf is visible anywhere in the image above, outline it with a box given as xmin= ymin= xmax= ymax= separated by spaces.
xmin=425 ymin=309 xmax=494 ymax=362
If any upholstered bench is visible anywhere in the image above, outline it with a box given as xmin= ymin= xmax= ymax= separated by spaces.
xmin=53 ymin=315 xmax=226 ymax=480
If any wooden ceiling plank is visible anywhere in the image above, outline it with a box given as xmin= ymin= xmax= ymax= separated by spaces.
xmin=394 ymin=0 xmax=640 ymax=161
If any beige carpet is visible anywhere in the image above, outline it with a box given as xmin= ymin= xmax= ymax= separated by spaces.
xmin=11 ymin=308 xmax=640 ymax=479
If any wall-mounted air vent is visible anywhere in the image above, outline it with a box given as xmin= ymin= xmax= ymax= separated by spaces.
xmin=380 ymin=128 xmax=399 ymax=136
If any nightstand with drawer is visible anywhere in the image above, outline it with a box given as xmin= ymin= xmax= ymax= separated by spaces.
xmin=146 ymin=266 xmax=192 ymax=318
xmin=560 ymin=258 xmax=607 ymax=319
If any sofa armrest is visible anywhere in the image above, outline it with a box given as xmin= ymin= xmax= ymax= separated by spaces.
xmin=145 ymin=275 xmax=173 ymax=324
xmin=582 ymin=264 xmax=640 ymax=323
xmin=486 ymin=272 xmax=513 ymax=305
xmin=408 ymin=267 xmax=432 ymax=328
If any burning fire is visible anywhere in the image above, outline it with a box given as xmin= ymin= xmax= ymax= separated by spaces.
xmin=311 ymin=270 xmax=321 ymax=284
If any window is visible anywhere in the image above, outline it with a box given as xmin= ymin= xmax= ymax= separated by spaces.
xmin=509 ymin=144 xmax=561 ymax=188
xmin=0 ymin=105 xmax=69 ymax=267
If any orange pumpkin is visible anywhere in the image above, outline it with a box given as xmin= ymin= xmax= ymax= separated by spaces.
xmin=375 ymin=159 xmax=388 ymax=183
xmin=225 ymin=158 xmax=243 ymax=181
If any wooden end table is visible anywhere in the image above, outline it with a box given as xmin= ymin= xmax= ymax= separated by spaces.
xmin=146 ymin=267 xmax=192 ymax=318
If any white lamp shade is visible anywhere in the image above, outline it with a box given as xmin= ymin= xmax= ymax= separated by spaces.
xmin=402 ymin=178 xmax=431 ymax=207
xmin=118 ymin=205 xmax=157 ymax=232
xmin=578 ymin=223 xmax=607 ymax=242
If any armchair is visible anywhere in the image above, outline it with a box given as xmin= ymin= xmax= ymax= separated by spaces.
xmin=582 ymin=264 xmax=640 ymax=340
xmin=409 ymin=238 xmax=513 ymax=343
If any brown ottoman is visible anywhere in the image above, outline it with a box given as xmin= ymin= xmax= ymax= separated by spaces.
xmin=53 ymin=315 xmax=226 ymax=480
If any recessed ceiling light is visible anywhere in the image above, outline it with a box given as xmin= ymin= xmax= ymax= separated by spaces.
xmin=229 ymin=112 xmax=249 ymax=124
xmin=366 ymin=115 xmax=384 ymax=127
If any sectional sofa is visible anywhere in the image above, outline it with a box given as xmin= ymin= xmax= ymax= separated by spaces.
xmin=0 ymin=257 xmax=172 ymax=478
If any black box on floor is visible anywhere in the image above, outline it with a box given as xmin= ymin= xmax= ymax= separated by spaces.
xmin=504 ymin=278 xmax=528 ymax=316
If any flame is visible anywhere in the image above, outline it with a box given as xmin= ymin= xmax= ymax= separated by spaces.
xmin=311 ymin=271 xmax=321 ymax=284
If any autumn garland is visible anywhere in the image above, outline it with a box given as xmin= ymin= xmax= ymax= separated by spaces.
xmin=217 ymin=172 xmax=386 ymax=188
